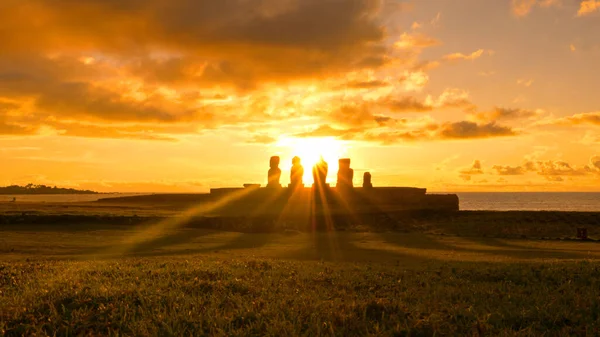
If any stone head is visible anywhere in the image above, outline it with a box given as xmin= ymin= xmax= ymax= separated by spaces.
xmin=270 ymin=156 xmax=280 ymax=168
xmin=339 ymin=158 xmax=351 ymax=170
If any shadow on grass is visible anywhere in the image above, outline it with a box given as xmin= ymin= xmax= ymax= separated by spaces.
xmin=377 ymin=233 xmax=592 ymax=261
xmin=280 ymin=232 xmax=427 ymax=265
xmin=124 ymin=232 xmax=276 ymax=258
xmin=128 ymin=228 xmax=216 ymax=254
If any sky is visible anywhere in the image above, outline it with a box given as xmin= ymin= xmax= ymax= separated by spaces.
xmin=0 ymin=0 xmax=599 ymax=193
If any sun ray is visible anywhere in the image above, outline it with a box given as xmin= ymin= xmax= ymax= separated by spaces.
xmin=275 ymin=137 xmax=350 ymax=185
xmin=86 ymin=186 xmax=259 ymax=258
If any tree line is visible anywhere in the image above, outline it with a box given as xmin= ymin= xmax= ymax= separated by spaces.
xmin=0 ymin=184 xmax=98 ymax=194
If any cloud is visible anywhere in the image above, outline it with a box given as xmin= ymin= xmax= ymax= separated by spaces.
xmin=472 ymin=107 xmax=541 ymax=122
xmin=517 ymin=79 xmax=534 ymax=87
xmin=342 ymin=80 xmax=390 ymax=90
xmin=443 ymin=49 xmax=492 ymax=61
xmin=460 ymin=160 xmax=484 ymax=175
xmin=0 ymin=122 xmax=39 ymax=136
xmin=590 ymin=156 xmax=600 ymax=170
xmin=434 ymin=88 xmax=474 ymax=109
xmin=378 ymin=88 xmax=473 ymax=114
xmin=431 ymin=12 xmax=442 ymax=26
xmin=0 ymin=0 xmax=440 ymax=142
xmin=578 ymin=0 xmax=600 ymax=16
xmin=380 ymin=96 xmax=433 ymax=113
xmin=455 ymin=156 xmax=600 ymax=184
xmin=546 ymin=111 xmax=600 ymax=126
xmin=536 ymin=160 xmax=592 ymax=176
xmin=293 ymin=120 xmax=516 ymax=145
xmin=512 ymin=0 xmax=562 ymax=17
xmin=1 ymin=0 xmax=393 ymax=85
xmin=328 ymin=103 xmax=382 ymax=128
xmin=294 ymin=124 xmax=362 ymax=140
xmin=246 ymin=134 xmax=277 ymax=144
xmin=437 ymin=121 xmax=516 ymax=139
xmin=398 ymin=71 xmax=430 ymax=91
xmin=478 ymin=71 xmax=496 ymax=77
xmin=394 ymin=33 xmax=441 ymax=49
xmin=44 ymin=120 xmax=189 ymax=141
xmin=580 ymin=131 xmax=600 ymax=145
xmin=512 ymin=0 xmax=538 ymax=16
xmin=492 ymin=165 xmax=527 ymax=175
xmin=459 ymin=160 xmax=484 ymax=181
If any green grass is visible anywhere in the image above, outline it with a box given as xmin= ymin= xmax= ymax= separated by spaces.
xmin=2 ymin=257 xmax=600 ymax=336
xmin=2 ymin=222 xmax=600 ymax=336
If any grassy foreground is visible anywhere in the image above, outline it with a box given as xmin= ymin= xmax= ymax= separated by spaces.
xmin=2 ymin=221 xmax=600 ymax=335
xmin=1 ymin=257 xmax=600 ymax=336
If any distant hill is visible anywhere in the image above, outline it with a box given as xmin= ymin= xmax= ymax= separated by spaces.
xmin=0 ymin=184 xmax=98 ymax=195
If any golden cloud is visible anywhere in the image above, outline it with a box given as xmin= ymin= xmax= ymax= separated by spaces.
xmin=578 ymin=0 xmax=600 ymax=16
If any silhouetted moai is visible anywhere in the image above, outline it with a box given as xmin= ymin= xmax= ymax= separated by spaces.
xmin=312 ymin=156 xmax=328 ymax=188
xmin=337 ymin=158 xmax=354 ymax=191
xmin=290 ymin=156 xmax=304 ymax=188
xmin=363 ymin=172 xmax=373 ymax=188
xmin=267 ymin=156 xmax=282 ymax=188
xmin=311 ymin=157 xmax=329 ymax=231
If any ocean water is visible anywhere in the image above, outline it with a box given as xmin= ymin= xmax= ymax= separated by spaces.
xmin=456 ymin=192 xmax=600 ymax=212
xmin=2 ymin=192 xmax=600 ymax=212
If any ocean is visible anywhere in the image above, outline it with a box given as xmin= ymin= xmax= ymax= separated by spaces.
xmin=455 ymin=192 xmax=600 ymax=212
xmin=1 ymin=192 xmax=600 ymax=212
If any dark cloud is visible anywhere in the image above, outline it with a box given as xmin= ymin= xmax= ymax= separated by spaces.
xmin=0 ymin=103 xmax=39 ymax=135
xmin=591 ymin=156 xmax=600 ymax=170
xmin=0 ymin=0 xmax=409 ymax=140
xmin=329 ymin=104 xmax=377 ymax=128
xmin=328 ymin=103 xmax=399 ymax=129
xmin=438 ymin=121 xmax=516 ymax=139
xmin=2 ymin=0 xmax=384 ymax=49
xmin=464 ymin=157 xmax=600 ymax=182
xmin=1 ymin=0 xmax=392 ymax=87
xmin=380 ymin=96 xmax=433 ymax=112
xmin=471 ymin=107 xmax=539 ymax=122
xmin=360 ymin=129 xmax=429 ymax=144
xmin=37 ymin=82 xmax=201 ymax=123
xmin=535 ymin=160 xmax=592 ymax=176
xmin=0 ymin=122 xmax=38 ymax=136
xmin=293 ymin=119 xmax=516 ymax=145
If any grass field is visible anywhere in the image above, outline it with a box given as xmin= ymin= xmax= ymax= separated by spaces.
xmin=2 ymin=213 xmax=600 ymax=336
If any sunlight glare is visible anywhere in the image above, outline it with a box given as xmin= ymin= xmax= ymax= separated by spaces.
xmin=276 ymin=137 xmax=349 ymax=184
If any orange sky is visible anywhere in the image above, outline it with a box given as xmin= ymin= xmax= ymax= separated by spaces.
xmin=1 ymin=0 xmax=600 ymax=192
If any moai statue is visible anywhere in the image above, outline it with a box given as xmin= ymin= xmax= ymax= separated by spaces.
xmin=267 ymin=156 xmax=282 ymax=188
xmin=363 ymin=172 xmax=373 ymax=188
xmin=312 ymin=156 xmax=328 ymax=188
xmin=290 ymin=156 xmax=304 ymax=188
xmin=337 ymin=158 xmax=354 ymax=190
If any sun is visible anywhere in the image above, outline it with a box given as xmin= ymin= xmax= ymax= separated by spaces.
xmin=275 ymin=137 xmax=349 ymax=184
